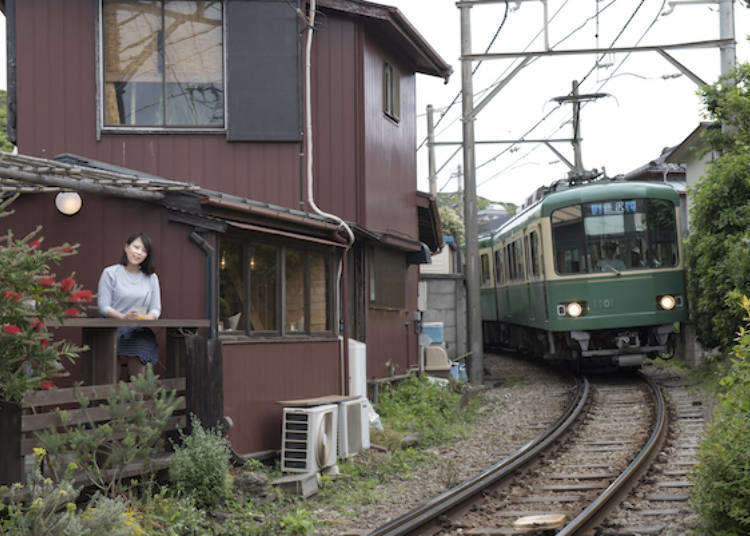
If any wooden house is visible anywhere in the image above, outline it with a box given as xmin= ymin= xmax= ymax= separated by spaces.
xmin=0 ymin=0 xmax=449 ymax=456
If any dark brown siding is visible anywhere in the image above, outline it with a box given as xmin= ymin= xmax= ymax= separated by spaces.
xmin=0 ymin=194 xmax=207 ymax=384
xmin=222 ymin=341 xmax=340 ymax=454
xmin=309 ymin=13 xmax=362 ymax=224
xmin=363 ymin=249 xmax=420 ymax=379
xmin=362 ymin=32 xmax=418 ymax=239
xmin=15 ymin=0 xmax=300 ymax=208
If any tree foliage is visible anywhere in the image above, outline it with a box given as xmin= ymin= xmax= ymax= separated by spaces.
xmin=687 ymin=65 xmax=750 ymax=350
xmin=691 ymin=296 xmax=750 ymax=535
xmin=0 ymin=90 xmax=15 ymax=153
xmin=0 ymin=196 xmax=90 ymax=401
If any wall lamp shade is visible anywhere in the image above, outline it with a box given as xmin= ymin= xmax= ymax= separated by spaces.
xmin=55 ymin=192 xmax=82 ymax=215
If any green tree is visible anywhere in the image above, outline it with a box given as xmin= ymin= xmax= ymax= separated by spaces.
xmin=0 ymin=90 xmax=16 ymax=153
xmin=687 ymin=64 xmax=750 ymax=350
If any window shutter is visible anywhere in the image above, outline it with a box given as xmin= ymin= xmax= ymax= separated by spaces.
xmin=226 ymin=0 xmax=301 ymax=141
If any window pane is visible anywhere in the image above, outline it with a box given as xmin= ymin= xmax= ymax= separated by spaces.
xmin=309 ymin=254 xmax=330 ymax=332
xmin=370 ymin=247 xmax=405 ymax=309
xmin=219 ymin=240 xmax=244 ymax=332
xmin=164 ymin=1 xmax=223 ymax=126
xmin=285 ymin=249 xmax=306 ymax=333
xmin=103 ymin=0 xmax=163 ymax=125
xmin=480 ymin=254 xmax=490 ymax=285
xmin=250 ymin=244 xmax=277 ymax=331
xmin=552 ymin=198 xmax=678 ymax=274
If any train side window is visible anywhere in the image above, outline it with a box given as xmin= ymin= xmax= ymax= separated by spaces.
xmin=504 ymin=244 xmax=515 ymax=281
xmin=530 ymin=231 xmax=540 ymax=277
xmin=494 ymin=250 xmax=503 ymax=284
xmin=480 ymin=253 xmax=491 ymax=286
xmin=517 ymin=239 xmax=525 ymax=281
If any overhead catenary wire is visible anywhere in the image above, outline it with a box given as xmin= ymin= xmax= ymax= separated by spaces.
xmin=476 ymin=0 xmax=668 ymax=190
xmin=430 ymin=0 xmax=619 ymax=183
xmin=473 ymin=0 xmax=650 ymax=179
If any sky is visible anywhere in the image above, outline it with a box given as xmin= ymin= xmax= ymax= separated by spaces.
xmin=0 ymin=2 xmax=747 ymax=206
xmin=380 ymin=0 xmax=750 ymax=205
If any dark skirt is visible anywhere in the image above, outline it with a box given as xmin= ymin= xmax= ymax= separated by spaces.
xmin=116 ymin=327 xmax=158 ymax=365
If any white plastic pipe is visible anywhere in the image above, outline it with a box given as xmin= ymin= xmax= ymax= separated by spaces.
xmin=304 ymin=0 xmax=355 ymax=247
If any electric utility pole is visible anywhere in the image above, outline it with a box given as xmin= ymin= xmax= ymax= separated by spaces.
xmin=427 ymin=104 xmax=437 ymax=196
xmin=719 ymin=0 xmax=736 ymax=76
xmin=459 ymin=3 xmax=484 ymax=385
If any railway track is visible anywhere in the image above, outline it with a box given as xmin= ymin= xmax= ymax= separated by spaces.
xmin=367 ymin=373 xmax=667 ymax=536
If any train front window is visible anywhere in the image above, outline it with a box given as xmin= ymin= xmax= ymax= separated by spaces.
xmin=551 ymin=198 xmax=678 ymax=274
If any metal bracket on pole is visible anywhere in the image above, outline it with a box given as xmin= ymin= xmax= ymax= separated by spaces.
xmin=655 ymin=49 xmax=707 ymax=87
xmin=543 ymin=141 xmax=574 ymax=170
xmin=470 ymin=57 xmax=532 ymax=120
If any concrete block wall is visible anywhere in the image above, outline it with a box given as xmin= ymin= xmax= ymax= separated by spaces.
xmin=419 ymin=275 xmax=466 ymax=360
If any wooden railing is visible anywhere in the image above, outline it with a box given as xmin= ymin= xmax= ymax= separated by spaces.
xmin=0 ymin=319 xmax=221 ymax=486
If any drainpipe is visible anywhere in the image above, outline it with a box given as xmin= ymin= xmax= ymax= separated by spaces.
xmin=189 ymin=231 xmax=217 ymax=340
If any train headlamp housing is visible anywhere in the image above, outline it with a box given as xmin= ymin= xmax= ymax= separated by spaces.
xmin=557 ymin=301 xmax=587 ymax=318
xmin=657 ymin=294 xmax=676 ymax=311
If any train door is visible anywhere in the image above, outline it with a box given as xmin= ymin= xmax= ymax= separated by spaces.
xmin=528 ymin=228 xmax=546 ymax=327
xmin=523 ymin=233 xmax=535 ymax=324
xmin=493 ymin=247 xmax=503 ymax=321
xmin=479 ymin=248 xmax=496 ymax=321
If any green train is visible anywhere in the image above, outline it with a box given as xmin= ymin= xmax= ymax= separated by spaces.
xmin=479 ymin=180 xmax=687 ymax=370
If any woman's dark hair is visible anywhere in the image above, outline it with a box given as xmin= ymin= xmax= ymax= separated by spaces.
xmin=120 ymin=232 xmax=155 ymax=275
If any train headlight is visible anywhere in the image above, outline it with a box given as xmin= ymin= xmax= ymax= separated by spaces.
xmin=566 ymin=302 xmax=584 ymax=318
xmin=658 ymin=295 xmax=676 ymax=311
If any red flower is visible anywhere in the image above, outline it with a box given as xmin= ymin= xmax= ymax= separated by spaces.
xmin=3 ymin=325 xmax=21 ymax=335
xmin=40 ymin=338 xmax=50 ymax=347
xmin=59 ymin=277 xmax=75 ymax=293
xmin=31 ymin=317 xmax=44 ymax=331
xmin=38 ymin=278 xmax=55 ymax=288
xmin=39 ymin=381 xmax=55 ymax=390
xmin=3 ymin=291 xmax=20 ymax=301
xmin=70 ymin=290 xmax=93 ymax=303
xmin=60 ymin=245 xmax=74 ymax=253
xmin=63 ymin=308 xmax=81 ymax=318
xmin=28 ymin=240 xmax=42 ymax=250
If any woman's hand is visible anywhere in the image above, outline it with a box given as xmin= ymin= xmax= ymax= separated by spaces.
xmin=125 ymin=310 xmax=141 ymax=320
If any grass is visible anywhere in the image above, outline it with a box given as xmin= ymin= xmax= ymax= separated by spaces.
xmin=648 ymin=354 xmax=731 ymax=394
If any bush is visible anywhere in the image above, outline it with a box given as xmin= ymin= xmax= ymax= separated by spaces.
xmin=691 ymin=296 xmax=750 ymax=535
xmin=375 ymin=375 xmax=480 ymax=446
xmin=0 ymin=195 xmax=90 ymax=402
xmin=687 ymin=65 xmax=750 ymax=350
xmin=170 ymin=417 xmax=230 ymax=509
xmin=136 ymin=492 xmax=211 ymax=536
xmin=37 ymin=366 xmax=183 ymax=497
xmin=0 ymin=456 xmax=136 ymax=536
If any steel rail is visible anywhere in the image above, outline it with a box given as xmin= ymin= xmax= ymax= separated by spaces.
xmin=367 ymin=376 xmax=590 ymax=536
xmin=556 ymin=373 xmax=667 ymax=535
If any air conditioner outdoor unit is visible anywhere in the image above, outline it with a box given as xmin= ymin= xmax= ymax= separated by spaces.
xmin=337 ymin=397 xmax=370 ymax=459
xmin=281 ymin=404 xmax=338 ymax=473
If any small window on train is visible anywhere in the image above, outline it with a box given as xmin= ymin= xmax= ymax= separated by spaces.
xmin=494 ymin=250 xmax=503 ymax=283
xmin=524 ymin=236 xmax=531 ymax=278
xmin=480 ymin=253 xmax=491 ymax=285
xmin=530 ymin=231 xmax=541 ymax=276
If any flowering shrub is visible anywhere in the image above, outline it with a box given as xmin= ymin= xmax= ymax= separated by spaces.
xmin=0 ymin=450 xmax=137 ymax=536
xmin=0 ymin=195 xmax=90 ymax=401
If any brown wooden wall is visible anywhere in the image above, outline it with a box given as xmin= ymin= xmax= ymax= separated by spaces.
xmin=222 ymin=341 xmax=340 ymax=454
xmin=0 ymin=193 xmax=207 ymax=384
xmin=13 ymin=2 xmax=419 ymax=241
xmin=362 ymin=32 xmax=418 ymax=241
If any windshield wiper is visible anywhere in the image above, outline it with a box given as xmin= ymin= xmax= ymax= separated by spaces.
xmin=602 ymin=263 xmax=621 ymax=276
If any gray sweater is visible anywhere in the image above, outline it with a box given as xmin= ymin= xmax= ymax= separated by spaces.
xmin=97 ymin=264 xmax=161 ymax=318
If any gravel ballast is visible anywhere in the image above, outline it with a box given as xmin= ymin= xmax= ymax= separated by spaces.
xmin=311 ymin=352 xmax=576 ymax=534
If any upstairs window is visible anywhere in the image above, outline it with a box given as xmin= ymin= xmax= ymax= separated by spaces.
xmin=102 ymin=0 xmax=224 ymax=128
xmin=383 ymin=61 xmax=400 ymax=122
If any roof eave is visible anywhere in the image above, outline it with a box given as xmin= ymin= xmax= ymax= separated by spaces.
xmin=317 ymin=0 xmax=452 ymax=82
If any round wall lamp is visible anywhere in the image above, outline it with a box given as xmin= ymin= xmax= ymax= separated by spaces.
xmin=55 ymin=191 xmax=82 ymax=216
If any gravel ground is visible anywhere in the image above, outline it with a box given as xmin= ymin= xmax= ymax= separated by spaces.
xmin=598 ymin=361 xmax=716 ymax=536
xmin=310 ymin=353 xmax=576 ymax=535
